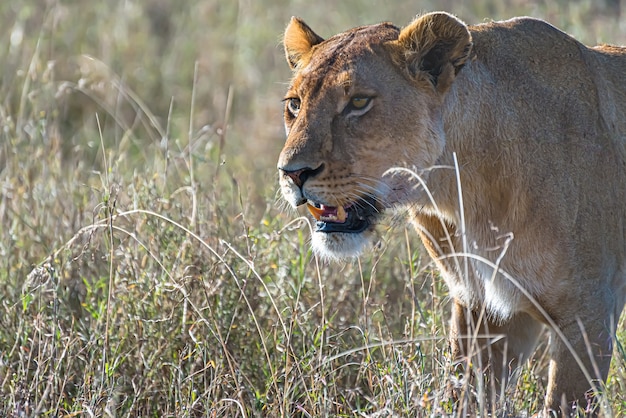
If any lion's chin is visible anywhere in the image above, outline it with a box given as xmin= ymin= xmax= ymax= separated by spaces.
xmin=311 ymin=230 xmax=372 ymax=260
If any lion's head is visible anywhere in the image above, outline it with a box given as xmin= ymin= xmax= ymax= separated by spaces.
xmin=277 ymin=12 xmax=472 ymax=259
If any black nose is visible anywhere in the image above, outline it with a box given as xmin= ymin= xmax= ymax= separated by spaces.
xmin=279 ymin=164 xmax=324 ymax=188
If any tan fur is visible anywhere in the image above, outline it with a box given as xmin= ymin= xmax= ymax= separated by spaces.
xmin=278 ymin=11 xmax=626 ymax=416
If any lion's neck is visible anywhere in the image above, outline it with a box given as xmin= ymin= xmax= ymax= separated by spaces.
xmin=423 ymin=60 xmax=515 ymax=234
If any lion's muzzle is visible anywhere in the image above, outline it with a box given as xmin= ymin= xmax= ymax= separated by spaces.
xmin=278 ymin=163 xmax=376 ymax=235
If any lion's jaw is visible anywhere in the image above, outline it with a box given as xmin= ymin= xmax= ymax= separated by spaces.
xmin=278 ymin=167 xmax=397 ymax=260
xmin=277 ymin=19 xmax=462 ymax=259
xmin=278 ymin=144 xmax=440 ymax=260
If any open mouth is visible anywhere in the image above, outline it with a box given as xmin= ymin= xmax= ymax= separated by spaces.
xmin=305 ymin=199 xmax=376 ymax=233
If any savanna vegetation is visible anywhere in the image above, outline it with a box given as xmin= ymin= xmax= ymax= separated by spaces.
xmin=1 ymin=0 xmax=625 ymax=416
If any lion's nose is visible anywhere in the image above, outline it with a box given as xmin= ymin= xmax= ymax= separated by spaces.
xmin=279 ymin=164 xmax=324 ymax=188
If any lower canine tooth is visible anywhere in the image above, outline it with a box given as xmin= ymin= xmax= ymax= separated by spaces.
xmin=337 ymin=206 xmax=347 ymax=222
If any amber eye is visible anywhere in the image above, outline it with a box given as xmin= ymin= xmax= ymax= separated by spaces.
xmin=350 ymin=97 xmax=371 ymax=109
xmin=286 ymin=98 xmax=301 ymax=117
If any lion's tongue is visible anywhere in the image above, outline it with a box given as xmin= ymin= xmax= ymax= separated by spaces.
xmin=307 ymin=203 xmax=347 ymax=223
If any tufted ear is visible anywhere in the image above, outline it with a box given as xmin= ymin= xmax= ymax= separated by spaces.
xmin=396 ymin=12 xmax=472 ymax=92
xmin=284 ymin=17 xmax=325 ymax=70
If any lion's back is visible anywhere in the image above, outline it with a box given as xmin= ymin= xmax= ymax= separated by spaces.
xmin=465 ymin=17 xmax=626 ymax=146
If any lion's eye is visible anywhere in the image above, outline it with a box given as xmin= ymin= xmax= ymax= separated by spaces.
xmin=345 ymin=96 xmax=373 ymax=115
xmin=350 ymin=97 xmax=370 ymax=109
xmin=286 ymin=98 xmax=301 ymax=117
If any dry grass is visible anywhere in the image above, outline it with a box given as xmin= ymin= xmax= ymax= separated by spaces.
xmin=1 ymin=0 xmax=625 ymax=416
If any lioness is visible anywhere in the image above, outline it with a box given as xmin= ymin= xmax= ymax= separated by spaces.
xmin=277 ymin=11 xmax=626 ymax=416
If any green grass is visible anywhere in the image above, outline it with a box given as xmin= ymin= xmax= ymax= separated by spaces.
xmin=1 ymin=0 xmax=625 ymax=416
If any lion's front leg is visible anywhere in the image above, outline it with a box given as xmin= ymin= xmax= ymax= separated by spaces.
xmin=543 ymin=311 xmax=615 ymax=417
xmin=449 ymin=299 xmax=544 ymax=411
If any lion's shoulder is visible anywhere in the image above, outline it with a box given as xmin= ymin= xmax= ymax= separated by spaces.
xmin=459 ymin=15 xmax=626 ymax=138
xmin=468 ymin=17 xmax=585 ymax=63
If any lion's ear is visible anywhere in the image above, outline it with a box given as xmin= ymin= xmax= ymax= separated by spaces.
xmin=284 ymin=17 xmax=325 ymax=70
xmin=397 ymin=12 xmax=472 ymax=91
